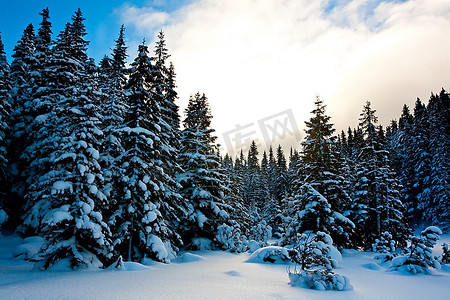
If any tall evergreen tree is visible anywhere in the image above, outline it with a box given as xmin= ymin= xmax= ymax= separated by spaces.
xmin=24 ymin=10 xmax=114 ymax=269
xmin=274 ymin=145 xmax=288 ymax=200
xmin=177 ymin=92 xmax=230 ymax=245
xmin=222 ymin=153 xmax=249 ymax=236
xmin=351 ymin=101 xmax=409 ymax=249
xmin=0 ymin=34 xmax=11 ymax=223
xmin=266 ymin=145 xmax=277 ymax=199
xmin=151 ymin=30 xmax=181 ymax=179
xmin=19 ymin=9 xmax=54 ymax=220
xmin=113 ymin=41 xmax=185 ymax=262
xmin=424 ymin=90 xmax=450 ymax=228
xmin=290 ymin=96 xmax=354 ymax=247
xmin=98 ymin=25 xmax=128 ymax=228
xmin=7 ymin=24 xmax=36 ymax=214
xmin=243 ymin=141 xmax=265 ymax=214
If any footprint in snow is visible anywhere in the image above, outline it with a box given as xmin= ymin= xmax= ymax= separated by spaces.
xmin=224 ymin=270 xmax=242 ymax=277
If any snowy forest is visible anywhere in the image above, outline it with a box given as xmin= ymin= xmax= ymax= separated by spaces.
xmin=0 ymin=8 xmax=449 ymax=290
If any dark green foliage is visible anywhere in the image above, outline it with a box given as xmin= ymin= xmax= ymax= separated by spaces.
xmin=287 ymin=96 xmax=354 ymax=248
xmin=177 ymin=92 xmax=229 ymax=244
xmin=387 ymin=91 xmax=449 ymax=231
xmin=0 ymin=34 xmax=10 ymax=222
xmin=350 ymin=101 xmax=409 ymax=249
xmin=114 ymin=41 xmax=185 ymax=262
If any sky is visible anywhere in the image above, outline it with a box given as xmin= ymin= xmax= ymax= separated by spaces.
xmin=1 ymin=0 xmax=450 ymax=157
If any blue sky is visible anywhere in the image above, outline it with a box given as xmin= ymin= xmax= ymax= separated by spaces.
xmin=0 ymin=0 xmax=190 ymax=62
xmin=0 ymin=0 xmax=398 ymax=61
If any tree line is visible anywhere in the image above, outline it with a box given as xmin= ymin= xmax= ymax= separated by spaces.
xmin=0 ymin=8 xmax=448 ymax=269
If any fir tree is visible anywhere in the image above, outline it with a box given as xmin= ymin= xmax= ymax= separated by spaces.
xmin=98 ymin=25 xmax=128 ymax=228
xmin=221 ymin=153 xmax=250 ymax=239
xmin=177 ymin=92 xmax=230 ymax=245
xmin=0 ymin=34 xmax=11 ymax=222
xmin=113 ymin=41 xmax=185 ymax=262
xmin=19 ymin=9 xmax=54 ymax=226
xmin=151 ymin=30 xmax=181 ymax=179
xmin=243 ymin=140 xmax=262 ymax=213
xmin=295 ymin=96 xmax=354 ymax=247
xmin=7 ymin=24 xmax=36 ymax=218
xmin=24 ymin=10 xmax=113 ymax=269
xmin=351 ymin=101 xmax=409 ymax=249
xmin=425 ymin=90 xmax=449 ymax=228
xmin=274 ymin=145 xmax=288 ymax=201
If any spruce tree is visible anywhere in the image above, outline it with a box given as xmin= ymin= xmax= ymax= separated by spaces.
xmin=19 ymin=9 xmax=54 ymax=228
xmin=351 ymin=101 xmax=409 ymax=249
xmin=25 ymin=10 xmax=114 ymax=269
xmin=7 ymin=24 xmax=36 ymax=222
xmin=177 ymin=92 xmax=230 ymax=245
xmin=290 ymin=96 xmax=354 ymax=247
xmin=244 ymin=140 xmax=263 ymax=214
xmin=98 ymin=25 xmax=128 ymax=229
xmin=0 ymin=34 xmax=11 ymax=223
xmin=113 ymin=41 xmax=185 ymax=262
xmin=221 ymin=153 xmax=250 ymax=239
xmin=233 ymin=150 xmax=246 ymax=203
xmin=425 ymin=90 xmax=450 ymax=228
xmin=274 ymin=145 xmax=288 ymax=200
xmin=151 ymin=30 xmax=182 ymax=180
xmin=267 ymin=145 xmax=277 ymax=199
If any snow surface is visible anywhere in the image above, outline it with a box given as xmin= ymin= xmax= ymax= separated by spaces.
xmin=1 ymin=234 xmax=450 ymax=299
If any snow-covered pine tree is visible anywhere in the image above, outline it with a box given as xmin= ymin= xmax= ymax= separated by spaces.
xmin=285 ymin=183 xmax=352 ymax=247
xmin=409 ymin=99 xmax=431 ymax=224
xmin=261 ymin=150 xmax=268 ymax=175
xmin=351 ymin=101 xmax=409 ymax=249
xmin=29 ymin=8 xmax=53 ymax=117
xmin=389 ymin=92 xmax=449 ymax=231
xmin=27 ymin=7 xmax=53 ymax=117
xmin=397 ymin=103 xmax=425 ymax=224
xmin=17 ymin=9 xmax=55 ymax=233
xmin=266 ymin=145 xmax=277 ymax=199
xmin=273 ymin=148 xmax=300 ymax=238
xmin=149 ymin=30 xmax=187 ymax=247
xmin=274 ymin=145 xmax=288 ymax=200
xmin=425 ymin=90 xmax=449 ymax=229
xmin=287 ymin=148 xmax=301 ymax=194
xmin=291 ymin=96 xmax=354 ymax=248
xmin=23 ymin=9 xmax=114 ymax=269
xmin=177 ymin=92 xmax=230 ymax=246
xmin=243 ymin=141 xmax=263 ymax=215
xmin=390 ymin=226 xmax=442 ymax=274
xmin=288 ymin=231 xmax=351 ymax=291
xmin=233 ymin=150 xmax=247 ymax=203
xmin=0 ymin=34 xmax=11 ymax=226
xmin=243 ymin=141 xmax=274 ymax=241
xmin=151 ymin=30 xmax=182 ymax=182
xmin=260 ymin=149 xmax=282 ymax=237
xmin=19 ymin=12 xmax=66 ymax=236
xmin=97 ymin=25 xmax=128 ymax=229
xmin=114 ymin=41 xmax=185 ymax=262
xmin=222 ymin=153 xmax=250 ymax=237
xmin=153 ymin=31 xmax=180 ymax=132
xmin=6 ymin=24 xmax=36 ymax=227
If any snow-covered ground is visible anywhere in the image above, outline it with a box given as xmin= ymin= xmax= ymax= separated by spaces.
xmin=1 ymin=234 xmax=449 ymax=300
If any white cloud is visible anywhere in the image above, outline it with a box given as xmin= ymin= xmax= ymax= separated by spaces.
xmin=117 ymin=0 xmax=450 ymax=155
xmin=116 ymin=4 xmax=171 ymax=35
